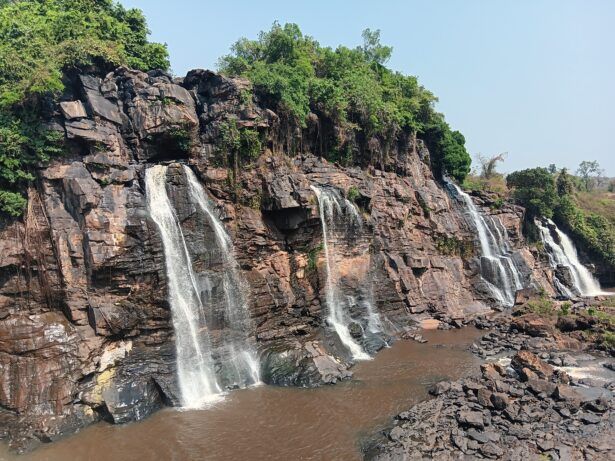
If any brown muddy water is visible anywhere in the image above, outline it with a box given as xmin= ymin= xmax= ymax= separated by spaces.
xmin=1 ymin=328 xmax=481 ymax=461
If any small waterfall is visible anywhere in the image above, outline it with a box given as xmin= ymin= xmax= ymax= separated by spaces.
xmin=445 ymin=180 xmax=523 ymax=306
xmin=311 ymin=185 xmax=381 ymax=360
xmin=536 ymin=219 xmax=605 ymax=297
xmin=145 ymin=165 xmax=221 ymax=407
xmin=146 ymin=165 xmax=260 ymax=408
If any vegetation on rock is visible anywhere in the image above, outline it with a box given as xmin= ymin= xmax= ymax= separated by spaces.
xmin=506 ymin=164 xmax=615 ymax=271
xmin=0 ymin=0 xmax=169 ymax=215
xmin=218 ymin=22 xmax=470 ymax=181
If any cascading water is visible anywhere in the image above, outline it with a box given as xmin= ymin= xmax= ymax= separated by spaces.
xmin=145 ymin=165 xmax=260 ymax=408
xmin=445 ymin=180 xmax=524 ymax=306
xmin=145 ymin=165 xmax=221 ymax=407
xmin=311 ymin=185 xmax=383 ymax=360
xmin=536 ymin=219 xmax=605 ymax=297
xmin=184 ymin=166 xmax=260 ymax=386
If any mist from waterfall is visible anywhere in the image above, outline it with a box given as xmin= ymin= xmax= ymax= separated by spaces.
xmin=145 ymin=165 xmax=221 ymax=407
xmin=446 ymin=180 xmax=523 ymax=306
xmin=536 ymin=219 xmax=605 ymax=297
xmin=145 ymin=165 xmax=259 ymax=408
xmin=313 ymin=186 xmax=384 ymax=360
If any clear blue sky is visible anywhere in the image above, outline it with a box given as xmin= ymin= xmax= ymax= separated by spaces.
xmin=121 ymin=0 xmax=615 ymax=175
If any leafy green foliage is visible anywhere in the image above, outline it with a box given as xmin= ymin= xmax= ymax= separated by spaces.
xmin=166 ymin=126 xmax=193 ymax=153
xmin=0 ymin=0 xmax=169 ymax=217
xmin=346 ymin=186 xmax=360 ymax=203
xmin=218 ymin=119 xmax=263 ymax=165
xmin=554 ymin=194 xmax=615 ymax=268
xmin=218 ymin=22 xmax=470 ymax=181
xmin=0 ymin=0 xmax=169 ymax=106
xmin=506 ymin=167 xmax=558 ymax=218
xmin=307 ymin=242 xmax=324 ymax=273
xmin=507 ymin=165 xmax=615 ymax=270
xmin=560 ymin=302 xmax=571 ymax=316
xmin=434 ymin=233 xmax=474 ymax=258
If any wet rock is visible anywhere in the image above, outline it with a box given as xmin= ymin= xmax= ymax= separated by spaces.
xmin=429 ymin=381 xmax=451 ymax=396
xmin=349 ymin=322 xmax=363 ymax=339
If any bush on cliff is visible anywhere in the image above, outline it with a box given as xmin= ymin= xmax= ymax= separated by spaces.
xmin=218 ymin=22 xmax=470 ymax=182
xmin=0 ymin=0 xmax=169 ymax=216
xmin=506 ymin=167 xmax=558 ymax=219
xmin=506 ymin=166 xmax=615 ymax=271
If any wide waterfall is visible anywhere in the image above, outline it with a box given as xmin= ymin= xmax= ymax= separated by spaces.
xmin=311 ymin=185 xmax=383 ymax=360
xmin=536 ymin=219 xmax=605 ymax=297
xmin=446 ymin=181 xmax=523 ymax=306
xmin=145 ymin=165 xmax=259 ymax=408
xmin=145 ymin=165 xmax=221 ymax=407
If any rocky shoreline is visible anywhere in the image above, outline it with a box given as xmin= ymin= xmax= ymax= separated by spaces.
xmin=365 ymin=301 xmax=615 ymax=460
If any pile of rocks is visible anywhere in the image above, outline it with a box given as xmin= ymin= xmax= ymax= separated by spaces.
xmin=368 ymin=349 xmax=613 ymax=460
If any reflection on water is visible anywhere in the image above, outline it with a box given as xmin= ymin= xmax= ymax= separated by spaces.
xmin=1 ymin=328 xmax=481 ymax=461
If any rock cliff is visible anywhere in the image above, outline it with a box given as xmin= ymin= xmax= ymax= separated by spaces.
xmin=0 ymin=67 xmax=555 ymax=451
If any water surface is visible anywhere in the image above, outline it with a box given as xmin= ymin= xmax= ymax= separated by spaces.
xmin=1 ymin=328 xmax=481 ymax=461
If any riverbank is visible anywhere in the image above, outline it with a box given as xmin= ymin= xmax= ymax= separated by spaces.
xmin=366 ymin=302 xmax=615 ymax=460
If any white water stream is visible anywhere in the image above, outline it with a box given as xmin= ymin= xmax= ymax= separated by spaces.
xmin=536 ymin=219 xmax=606 ymax=297
xmin=146 ymin=165 xmax=259 ymax=408
xmin=311 ymin=186 xmax=378 ymax=360
xmin=447 ymin=181 xmax=524 ymax=306
xmin=145 ymin=165 xmax=221 ymax=407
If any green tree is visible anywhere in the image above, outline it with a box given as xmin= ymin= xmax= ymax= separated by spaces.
xmin=506 ymin=167 xmax=558 ymax=218
xmin=218 ymin=23 xmax=471 ymax=182
xmin=556 ymin=168 xmax=575 ymax=196
xmin=0 ymin=0 xmax=169 ymax=216
xmin=576 ymin=160 xmax=603 ymax=192
xmin=360 ymin=29 xmax=393 ymax=65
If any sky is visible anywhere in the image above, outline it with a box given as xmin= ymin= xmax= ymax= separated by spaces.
xmin=121 ymin=0 xmax=615 ymax=175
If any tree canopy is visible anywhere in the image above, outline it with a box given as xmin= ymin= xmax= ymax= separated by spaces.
xmin=218 ymin=22 xmax=470 ymax=182
xmin=0 ymin=0 xmax=169 ymax=216
xmin=506 ymin=167 xmax=558 ymax=218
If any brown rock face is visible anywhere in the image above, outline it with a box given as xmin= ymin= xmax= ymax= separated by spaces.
xmin=0 ymin=67 xmax=556 ymax=450
xmin=511 ymin=351 xmax=555 ymax=381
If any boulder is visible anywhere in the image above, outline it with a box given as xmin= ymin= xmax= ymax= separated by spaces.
xmin=511 ymin=350 xmax=554 ymax=380
xmin=511 ymin=313 xmax=554 ymax=338
xmin=59 ymin=100 xmax=87 ymax=119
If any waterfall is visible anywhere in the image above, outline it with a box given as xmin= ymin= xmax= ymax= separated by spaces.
xmin=311 ymin=185 xmax=382 ymax=360
xmin=145 ymin=165 xmax=260 ymax=408
xmin=145 ymin=165 xmax=221 ymax=407
xmin=184 ymin=166 xmax=260 ymax=386
xmin=445 ymin=180 xmax=523 ymax=306
xmin=536 ymin=219 xmax=605 ymax=297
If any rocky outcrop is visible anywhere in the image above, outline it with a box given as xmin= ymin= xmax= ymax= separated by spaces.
xmin=367 ymin=313 xmax=615 ymax=460
xmin=0 ymin=66 xmax=556 ymax=450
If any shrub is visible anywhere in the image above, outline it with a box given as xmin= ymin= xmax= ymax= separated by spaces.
xmin=560 ymin=302 xmax=571 ymax=316
xmin=307 ymin=243 xmax=324 ymax=273
xmin=524 ymin=297 xmax=555 ymax=317
xmin=346 ymin=186 xmax=360 ymax=203
xmin=506 ymin=167 xmax=557 ymax=219
xmin=218 ymin=22 xmax=470 ymax=181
